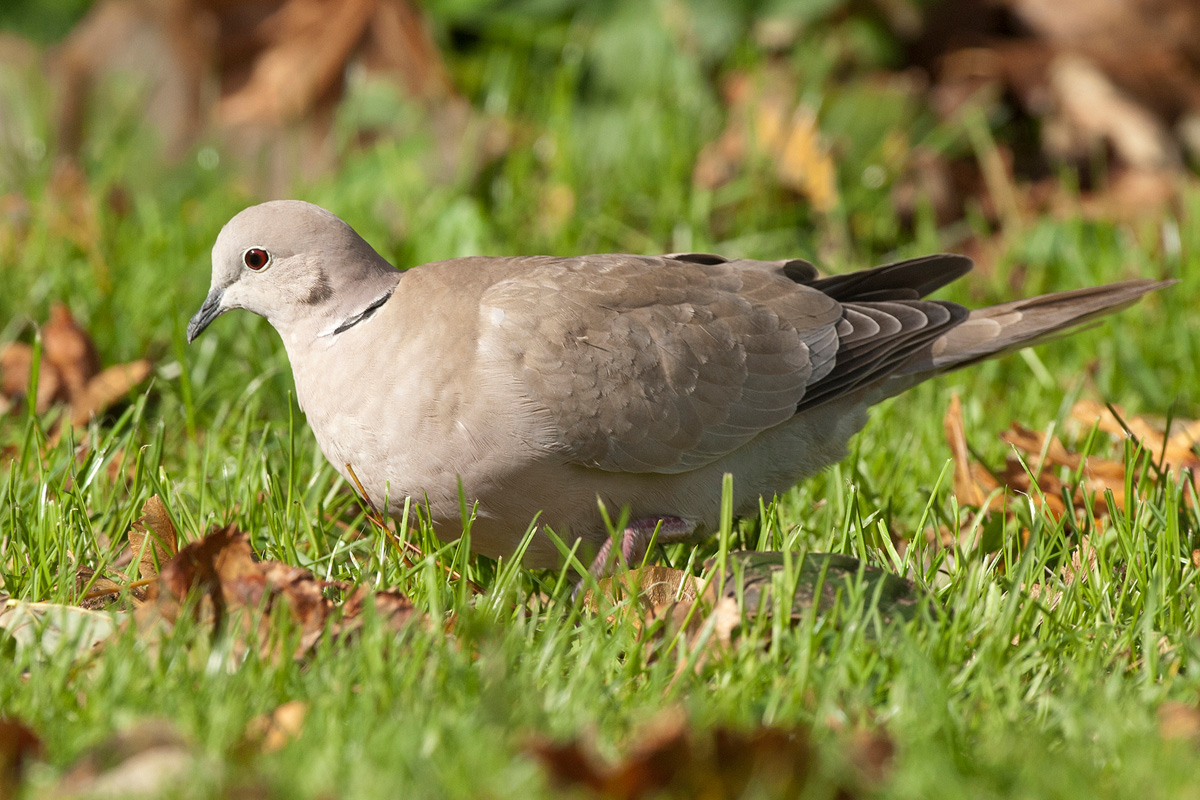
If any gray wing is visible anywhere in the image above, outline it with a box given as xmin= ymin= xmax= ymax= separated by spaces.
xmin=479 ymin=252 xmax=969 ymax=474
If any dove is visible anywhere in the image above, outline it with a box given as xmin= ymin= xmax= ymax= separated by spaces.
xmin=187 ymin=200 xmax=1168 ymax=574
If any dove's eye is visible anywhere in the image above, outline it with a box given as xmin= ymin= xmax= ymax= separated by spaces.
xmin=243 ymin=248 xmax=270 ymax=271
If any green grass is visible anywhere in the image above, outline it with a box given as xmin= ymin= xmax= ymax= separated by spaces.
xmin=3 ymin=2 xmax=1200 ymax=797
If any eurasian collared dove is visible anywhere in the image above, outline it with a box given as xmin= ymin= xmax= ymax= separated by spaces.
xmin=188 ymin=200 xmax=1168 ymax=573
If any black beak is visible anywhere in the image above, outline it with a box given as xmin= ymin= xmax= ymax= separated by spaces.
xmin=187 ymin=289 xmax=226 ymax=343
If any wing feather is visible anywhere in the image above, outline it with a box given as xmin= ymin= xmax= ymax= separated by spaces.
xmin=476 ymin=252 xmax=974 ymax=473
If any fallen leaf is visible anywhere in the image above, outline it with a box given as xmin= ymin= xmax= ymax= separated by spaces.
xmin=774 ymin=107 xmax=838 ymax=212
xmin=848 ymin=726 xmax=896 ymax=787
xmin=127 ymin=495 xmax=179 ymax=584
xmin=141 ymin=524 xmax=418 ymax=660
xmin=945 ymin=393 xmax=990 ymax=508
xmin=71 ymin=359 xmax=153 ymax=426
xmin=241 ymin=701 xmax=307 ymax=755
xmin=1159 ymin=701 xmax=1200 ymax=744
xmin=75 ymin=496 xmax=181 ymax=610
xmin=528 ymin=711 xmax=873 ymax=800
xmin=584 ymin=565 xmax=700 ymax=619
xmin=0 ymin=341 xmax=62 ymax=413
xmin=0 ymin=599 xmax=121 ymax=660
xmin=942 ymin=395 xmax=1200 ymax=538
xmin=1044 ymin=53 xmax=1179 ymax=170
xmin=1071 ymin=399 xmax=1200 ymax=473
xmin=75 ymin=567 xmax=128 ymax=611
xmin=53 ymin=0 xmax=468 ymax=190
xmin=0 ymin=717 xmax=44 ymax=800
xmin=694 ymin=67 xmax=839 ymax=211
xmin=42 ymin=304 xmax=100 ymax=402
xmin=0 ymin=305 xmax=152 ymax=425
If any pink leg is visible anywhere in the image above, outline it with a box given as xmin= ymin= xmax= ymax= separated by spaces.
xmin=586 ymin=516 xmax=694 ymax=580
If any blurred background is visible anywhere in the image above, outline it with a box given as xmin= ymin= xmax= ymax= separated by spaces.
xmin=0 ymin=0 xmax=1194 ymax=413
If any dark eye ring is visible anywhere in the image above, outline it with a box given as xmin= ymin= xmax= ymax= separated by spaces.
xmin=243 ymin=248 xmax=270 ymax=271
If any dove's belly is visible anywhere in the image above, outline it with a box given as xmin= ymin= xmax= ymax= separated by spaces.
xmin=304 ymin=379 xmax=870 ymax=569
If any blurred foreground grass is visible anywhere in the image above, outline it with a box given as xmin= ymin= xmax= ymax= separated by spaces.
xmin=2 ymin=2 xmax=1200 ymax=798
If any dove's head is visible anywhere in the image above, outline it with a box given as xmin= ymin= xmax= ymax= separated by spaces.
xmin=187 ymin=201 xmax=399 ymax=343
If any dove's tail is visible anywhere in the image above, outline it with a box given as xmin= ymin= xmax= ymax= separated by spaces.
xmin=883 ymin=278 xmax=1172 ymax=392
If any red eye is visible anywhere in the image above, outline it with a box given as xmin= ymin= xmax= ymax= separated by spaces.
xmin=243 ymin=248 xmax=269 ymax=270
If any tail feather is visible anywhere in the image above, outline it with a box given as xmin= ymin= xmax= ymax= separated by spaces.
xmin=900 ymin=278 xmax=1172 ymax=376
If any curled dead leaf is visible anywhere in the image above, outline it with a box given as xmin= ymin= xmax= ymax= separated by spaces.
xmin=141 ymin=523 xmax=417 ymax=660
xmin=75 ymin=496 xmax=180 ymax=610
xmin=127 ymin=495 xmax=179 ymax=584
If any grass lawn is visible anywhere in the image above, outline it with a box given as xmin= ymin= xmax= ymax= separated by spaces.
xmin=3 ymin=3 xmax=1200 ymax=798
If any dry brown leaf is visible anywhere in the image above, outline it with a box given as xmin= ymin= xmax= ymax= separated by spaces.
xmin=241 ymin=701 xmax=308 ymax=755
xmin=527 ymin=711 xmax=882 ymax=800
xmin=1158 ymin=702 xmax=1200 ymax=744
xmin=1069 ymin=168 xmax=1182 ymax=223
xmin=142 ymin=523 xmax=417 ymax=660
xmin=586 ymin=565 xmax=699 ymax=610
xmin=847 ymin=726 xmax=897 ymax=788
xmin=71 ymin=359 xmax=153 ymax=426
xmin=0 ymin=306 xmax=151 ymax=425
xmin=694 ymin=70 xmax=762 ymax=189
xmin=774 ymin=107 xmax=838 ymax=212
xmin=218 ymin=0 xmax=379 ymax=126
xmin=1002 ymin=0 xmax=1200 ymax=124
xmin=0 ymin=341 xmax=61 ymax=413
xmin=74 ymin=496 xmax=180 ymax=610
xmin=942 ymin=393 xmax=1199 ymax=535
xmin=1071 ymin=399 xmax=1200 ymax=474
xmin=945 ymin=393 xmax=985 ymax=507
xmin=0 ymin=717 xmax=44 ymax=800
xmin=694 ymin=68 xmax=839 ymax=211
xmin=75 ymin=566 xmax=128 ymax=611
xmin=53 ymin=0 xmax=462 ymax=191
xmin=1044 ymin=53 xmax=1178 ymax=170
xmin=128 ymin=495 xmax=179 ymax=583
xmin=42 ymin=302 xmax=103 ymax=402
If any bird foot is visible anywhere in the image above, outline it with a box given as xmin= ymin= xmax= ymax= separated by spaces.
xmin=572 ymin=516 xmax=693 ymax=601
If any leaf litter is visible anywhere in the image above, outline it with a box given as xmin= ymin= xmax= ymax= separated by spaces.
xmin=583 ymin=550 xmax=924 ymax=671
xmin=527 ymin=707 xmax=894 ymax=800
xmin=942 ymin=394 xmax=1199 ymax=608
xmin=944 ymin=394 xmax=1198 ymax=526
xmin=0 ymin=304 xmax=151 ymax=427
xmin=2 ymin=495 xmax=420 ymax=665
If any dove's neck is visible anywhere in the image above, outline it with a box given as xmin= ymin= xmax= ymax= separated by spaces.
xmin=269 ymin=255 xmax=397 ymax=358
xmin=317 ymin=270 xmax=403 ymax=338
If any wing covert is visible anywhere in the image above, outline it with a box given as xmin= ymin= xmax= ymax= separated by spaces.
xmin=478 ymin=254 xmax=842 ymax=473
